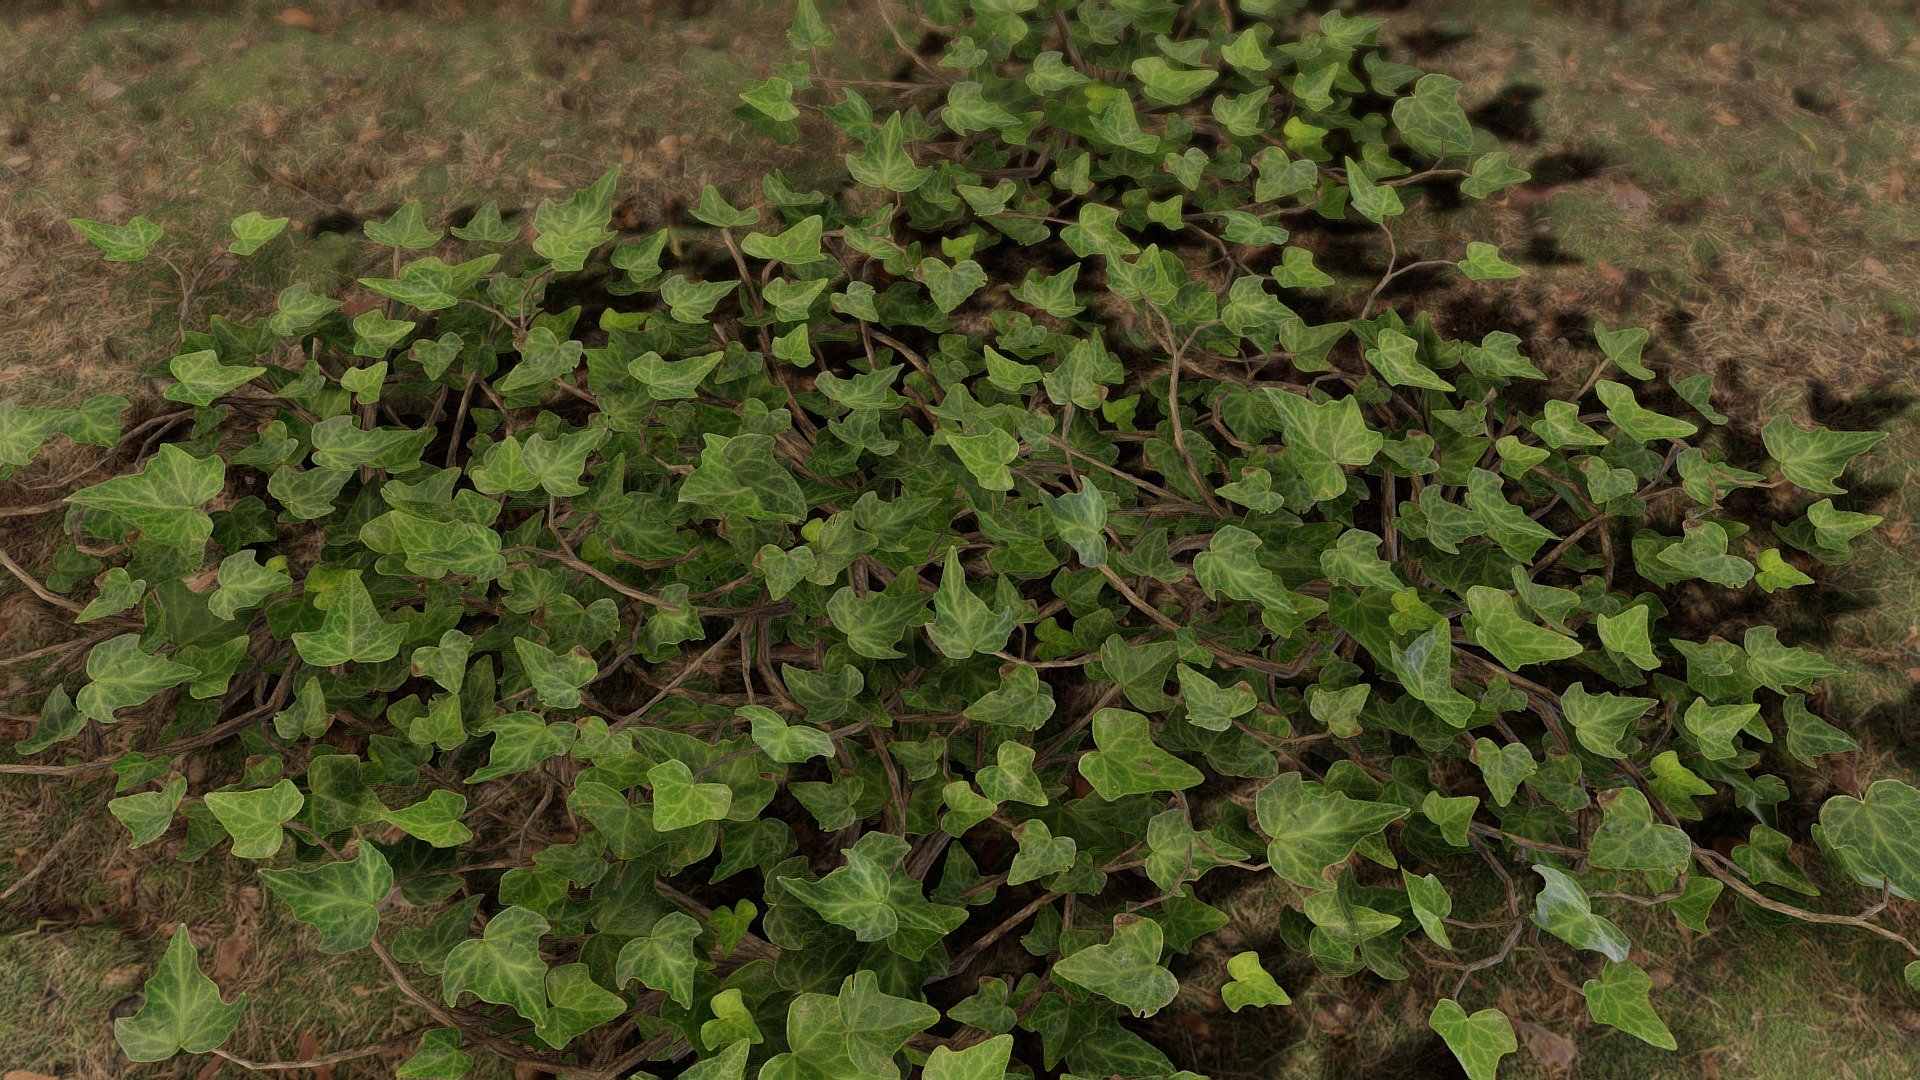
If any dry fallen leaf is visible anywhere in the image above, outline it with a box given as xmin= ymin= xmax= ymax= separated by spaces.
xmin=5 ymin=1070 xmax=62 ymax=1080
xmin=276 ymin=7 xmax=317 ymax=29
xmin=1863 ymin=256 xmax=1889 ymax=277
xmin=1783 ymin=209 xmax=1813 ymax=238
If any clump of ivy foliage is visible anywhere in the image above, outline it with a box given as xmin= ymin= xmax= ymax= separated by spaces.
xmin=6 ymin=0 xmax=1914 ymax=1077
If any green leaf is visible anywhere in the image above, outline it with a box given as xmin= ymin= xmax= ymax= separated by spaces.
xmin=1583 ymin=961 xmax=1677 ymax=1050
xmin=1590 ymin=788 xmax=1692 ymax=873
xmin=1595 ymin=606 xmax=1660 ymax=671
xmin=208 ymin=550 xmax=291 ymax=620
xmin=77 ymin=633 xmax=197 ymax=723
xmin=928 ymin=547 xmax=1017 ymax=659
xmin=1755 ymin=548 xmax=1815 ymax=593
xmin=385 ymin=790 xmax=473 ymax=848
xmin=788 ymin=0 xmax=834 ymax=47
xmin=742 ymin=215 xmax=825 ymax=265
xmin=364 ymin=201 xmax=443 ymax=249
xmin=397 ymin=1028 xmax=472 ymax=1078
xmin=165 ymin=349 xmax=267 ymax=406
xmin=846 ymin=113 xmax=930 ymax=193
xmin=1531 ymin=865 xmax=1630 ymax=961
xmin=227 ymin=211 xmax=289 ymax=255
xmin=70 ymin=444 xmax=225 ymax=550
xmin=465 ymin=713 xmax=577 ymax=783
xmin=680 ymin=433 xmax=806 ymax=523
xmin=1561 ymin=683 xmax=1653 ymax=759
xmin=1255 ymin=772 xmax=1409 ymax=888
xmin=1596 ymin=380 xmax=1696 ymax=442
xmin=71 ymin=215 xmax=164 ymax=261
xmin=1473 ymin=738 xmax=1536 ymax=807
xmin=701 ymin=990 xmax=764 ymax=1052
xmin=1261 ymin=390 xmax=1381 ymax=502
xmin=1656 ymin=522 xmax=1753 ymax=588
xmin=77 ymin=566 xmax=146 ymax=624
xmin=1392 ymin=74 xmax=1473 ymax=157
xmin=203 ymin=779 xmax=304 ymax=860
xmin=1784 ymin=694 xmax=1858 ymax=765
xmin=925 ymin=1034 xmax=1014 ymax=1080
xmin=110 ymin=777 xmax=186 ymax=848
xmin=1762 ymin=416 xmax=1885 ymax=494
xmin=920 ymin=257 xmax=987 ymax=313
xmin=532 ymin=167 xmax=619 ymax=271
xmin=513 ymin=638 xmax=596 ymax=709
xmin=616 ymin=911 xmax=704 ymax=1008
xmin=649 ymin=760 xmax=733 ymax=830
xmin=1427 ymin=1000 xmax=1516 ymax=1080
xmin=1457 ymin=241 xmax=1523 ymax=280
xmin=258 ymin=844 xmax=392 ymax=953
xmin=540 ymin=965 xmax=624 ymax=1051
xmin=1041 ymin=482 xmax=1107 ymax=567
xmin=1682 ymin=698 xmax=1759 ymax=761
xmin=1742 ymin=626 xmax=1843 ymax=693
xmin=1007 ymin=820 xmax=1077 ymax=885
xmin=1365 ymin=327 xmax=1453 ymax=391
xmin=1175 ymin=664 xmax=1257 ymax=731
xmin=1592 ymin=322 xmax=1654 ymax=379
xmin=743 ymin=705 xmax=834 ymax=764
xmin=694 ymin=185 xmax=760 ymax=227
xmin=451 ymin=200 xmax=516 ymax=243
xmin=826 ymin=570 xmax=929 ymax=660
xmin=1053 ymin=915 xmax=1178 ymax=1018
xmin=1464 ymin=585 xmax=1582 ymax=668
xmin=442 ymin=906 xmax=549 ymax=1028
xmin=292 ymin=570 xmax=405 ymax=667
xmin=114 ymin=924 xmax=246 ymax=1061
xmin=1078 ymin=708 xmax=1203 ymax=800
xmin=1220 ymin=951 xmax=1291 ymax=1012
xmin=1404 ymin=870 xmax=1454 ymax=949
xmin=1818 ymin=779 xmax=1920 ymax=898
xmin=942 ymin=427 xmax=1019 ymax=491
xmin=1461 ymin=151 xmax=1530 ymax=198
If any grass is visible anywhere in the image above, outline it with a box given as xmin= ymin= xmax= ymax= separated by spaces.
xmin=4 ymin=0 xmax=1920 ymax=1076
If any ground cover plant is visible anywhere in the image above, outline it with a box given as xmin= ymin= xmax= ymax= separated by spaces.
xmin=1 ymin=1 xmax=1912 ymax=1077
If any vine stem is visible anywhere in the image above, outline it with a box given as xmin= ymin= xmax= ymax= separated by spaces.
xmin=209 ymin=1027 xmax=430 ymax=1072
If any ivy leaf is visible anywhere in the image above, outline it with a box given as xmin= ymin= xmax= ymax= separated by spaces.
xmin=1404 ymin=871 xmax=1454 ymax=949
xmin=846 ymin=113 xmax=930 ymax=192
xmin=928 ymin=547 xmax=1017 ymax=659
xmin=942 ymin=427 xmax=1020 ymax=492
xmin=1682 ymin=698 xmax=1759 ymax=761
xmin=1457 ymin=241 xmax=1523 ymax=280
xmin=1593 ymin=322 xmax=1654 ymax=378
xmin=1473 ymin=738 xmax=1536 ymax=807
xmin=364 ymin=201 xmax=443 ymax=249
xmin=77 ymin=634 xmax=197 ymax=723
xmin=1261 ymin=390 xmax=1381 ymax=502
xmin=292 ymin=570 xmax=405 ymax=667
xmin=826 ymin=570 xmax=930 ymax=659
xmin=743 ymin=705 xmax=834 ymax=764
xmin=384 ymin=790 xmax=474 ymax=848
xmin=615 ymin=911 xmax=705 ymax=1008
xmin=69 ymin=444 xmax=225 ymax=550
xmin=1741 ymin=626 xmax=1843 ymax=693
xmin=1007 ymin=820 xmax=1077 ymax=885
xmin=77 ymin=566 xmax=146 ymax=624
xmin=1040 ymin=482 xmax=1108 ymax=567
xmin=513 ymin=638 xmax=596 ymax=709
xmin=208 ymin=550 xmax=291 ymax=620
xmin=1589 ymin=788 xmax=1691 ymax=873
xmin=1427 ymin=1000 xmax=1516 ymax=1080
xmin=1784 ymin=694 xmax=1858 ymax=765
xmin=1053 ymin=915 xmax=1177 ymax=1018
xmin=967 ymin=664 xmax=1055 ymax=731
xmin=114 ymin=925 xmax=246 ymax=1061
xmin=1531 ymin=865 xmax=1630 ymax=961
xmin=1595 ymin=606 xmax=1660 ymax=671
xmin=442 ymin=906 xmax=550 ymax=1028
xmin=1656 ymin=522 xmax=1753 ymax=588
xmin=1255 ymin=773 xmax=1409 ymax=888
xmin=680 ymin=433 xmax=807 ymax=523
xmin=464 ymin=712 xmax=577 ymax=784
xmin=451 ymin=200 xmax=516 ymax=243
xmin=165 ymin=349 xmax=267 ymax=406
xmin=1583 ymin=961 xmax=1677 ymax=1050
xmin=1392 ymin=74 xmax=1473 ymax=157
xmin=411 ymin=630 xmax=472 ymax=694
xmin=1561 ymin=683 xmax=1653 ymax=759
xmin=1596 ymin=380 xmax=1696 ymax=442
xmin=258 ymin=843 xmax=392 ymax=953
xmin=1818 ymin=779 xmax=1920 ymax=898
xmin=1762 ymin=416 xmax=1885 ymax=495
xmin=204 ymin=779 xmax=304 ymax=860
xmin=1078 ymin=709 xmax=1203 ymax=799
xmin=1220 ymin=952 xmax=1291 ymax=1012
xmin=71 ymin=215 xmax=164 ymax=261
xmin=1175 ymin=664 xmax=1257 ymax=731
xmin=649 ymin=760 xmax=734 ymax=831
xmin=534 ymin=963 xmax=624 ymax=1049
xmin=1364 ymin=328 xmax=1453 ymax=391
xmin=532 ymin=167 xmax=619 ymax=271
xmin=742 ymin=215 xmax=825 ymax=265
xmin=397 ymin=1028 xmax=473 ymax=1078
xmin=925 ymin=1034 xmax=1014 ymax=1080
xmin=701 ymin=991 xmax=764 ymax=1053
xmin=109 ymin=777 xmax=186 ymax=848
xmin=1464 ymin=586 xmax=1582 ymax=668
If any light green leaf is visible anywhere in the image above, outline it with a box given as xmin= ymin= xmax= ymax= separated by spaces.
xmin=1464 ymin=585 xmax=1582 ymax=668
xmin=203 ymin=779 xmax=304 ymax=860
xmin=1818 ymin=779 xmax=1920 ymax=899
xmin=1255 ymin=772 xmax=1409 ymax=888
xmin=114 ymin=924 xmax=246 ymax=1061
xmin=928 ymin=547 xmax=1017 ymax=659
xmin=77 ymin=633 xmax=197 ymax=723
xmin=259 ymin=844 xmax=392 ymax=953
xmin=292 ymin=570 xmax=405 ymax=667
xmin=1762 ymin=416 xmax=1885 ymax=495
xmin=513 ymin=638 xmax=596 ymax=709
xmin=165 ymin=350 xmax=267 ymax=406
xmin=1584 ymin=961 xmax=1677 ymax=1050
xmin=1053 ymin=915 xmax=1177 ymax=1018
xmin=532 ymin=167 xmax=619 ymax=271
xmin=649 ymin=760 xmax=733 ymax=831
xmin=1561 ymin=683 xmax=1653 ymax=759
xmin=925 ymin=1034 xmax=1014 ymax=1080
xmin=1078 ymin=709 xmax=1203 ymax=800
xmin=1007 ymin=820 xmax=1076 ymax=885
xmin=1428 ymin=1000 xmax=1516 ymax=1080
xmin=385 ymin=790 xmax=473 ymax=848
xmin=1220 ymin=951 xmax=1290 ymax=1012
xmin=1261 ymin=390 xmax=1381 ymax=502
xmin=110 ymin=777 xmax=186 ymax=848
xmin=1590 ymin=788 xmax=1691 ymax=873
xmin=70 ymin=444 xmax=225 ymax=550
xmin=442 ymin=906 xmax=550 ymax=1028
xmin=1531 ymin=865 xmax=1630 ymax=961
xmin=364 ymin=201 xmax=443 ymax=249
xmin=71 ymin=215 xmax=164 ymax=262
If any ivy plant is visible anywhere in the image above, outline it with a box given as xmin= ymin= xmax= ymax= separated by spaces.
xmin=5 ymin=0 xmax=1910 ymax=1077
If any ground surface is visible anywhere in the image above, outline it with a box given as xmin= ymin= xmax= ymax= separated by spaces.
xmin=2 ymin=0 xmax=1919 ymax=1077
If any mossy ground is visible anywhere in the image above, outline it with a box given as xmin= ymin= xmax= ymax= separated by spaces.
xmin=3 ymin=0 xmax=1920 ymax=1076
